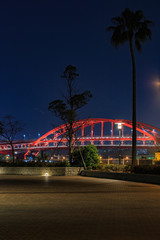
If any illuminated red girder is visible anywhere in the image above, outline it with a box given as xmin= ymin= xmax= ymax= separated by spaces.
xmin=0 ymin=119 xmax=159 ymax=157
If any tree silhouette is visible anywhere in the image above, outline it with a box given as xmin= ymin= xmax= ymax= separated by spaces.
xmin=107 ymin=8 xmax=153 ymax=165
xmin=48 ymin=65 xmax=92 ymax=164
xmin=0 ymin=115 xmax=23 ymax=163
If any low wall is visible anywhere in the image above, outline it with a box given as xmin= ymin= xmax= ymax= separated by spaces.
xmin=81 ymin=170 xmax=160 ymax=185
xmin=0 ymin=167 xmax=83 ymax=176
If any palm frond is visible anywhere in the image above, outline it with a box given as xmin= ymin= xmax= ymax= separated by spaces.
xmin=107 ymin=8 xmax=153 ymax=51
xmin=111 ymin=16 xmax=124 ymax=25
xmin=135 ymin=10 xmax=145 ymax=22
xmin=135 ymin=22 xmax=152 ymax=42
xmin=106 ymin=26 xmax=116 ymax=32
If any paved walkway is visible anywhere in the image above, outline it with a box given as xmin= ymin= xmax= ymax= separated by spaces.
xmin=0 ymin=175 xmax=160 ymax=240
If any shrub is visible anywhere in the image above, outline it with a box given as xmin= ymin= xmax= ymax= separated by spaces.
xmin=52 ymin=160 xmax=70 ymax=167
xmin=0 ymin=160 xmax=70 ymax=167
xmin=94 ymin=164 xmax=131 ymax=172
xmin=132 ymin=165 xmax=160 ymax=175
xmin=72 ymin=145 xmax=100 ymax=167
xmin=87 ymin=165 xmax=92 ymax=170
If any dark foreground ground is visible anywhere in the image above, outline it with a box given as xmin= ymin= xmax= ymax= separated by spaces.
xmin=0 ymin=175 xmax=160 ymax=240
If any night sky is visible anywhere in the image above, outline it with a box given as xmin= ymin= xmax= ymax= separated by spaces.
xmin=0 ymin=0 xmax=159 ymax=139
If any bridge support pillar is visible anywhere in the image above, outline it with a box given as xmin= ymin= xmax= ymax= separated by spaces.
xmin=111 ymin=122 xmax=113 ymax=145
xmin=91 ymin=124 xmax=94 ymax=138
xmin=82 ymin=127 xmax=84 ymax=137
xmin=81 ymin=127 xmax=84 ymax=146
xmin=101 ymin=122 xmax=103 ymax=137
xmin=101 ymin=122 xmax=104 ymax=145
xmin=91 ymin=124 xmax=94 ymax=145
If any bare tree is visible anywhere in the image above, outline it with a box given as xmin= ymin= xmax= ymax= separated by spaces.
xmin=0 ymin=115 xmax=23 ymax=163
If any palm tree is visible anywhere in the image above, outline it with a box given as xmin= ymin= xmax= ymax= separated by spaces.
xmin=107 ymin=8 xmax=153 ymax=165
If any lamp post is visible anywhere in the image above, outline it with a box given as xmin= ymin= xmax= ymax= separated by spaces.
xmin=117 ymin=123 xmax=122 ymax=165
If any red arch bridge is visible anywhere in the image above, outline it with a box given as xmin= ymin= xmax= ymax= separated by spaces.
xmin=0 ymin=118 xmax=159 ymax=159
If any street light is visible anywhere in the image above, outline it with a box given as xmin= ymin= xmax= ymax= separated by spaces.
xmin=117 ymin=123 xmax=123 ymax=164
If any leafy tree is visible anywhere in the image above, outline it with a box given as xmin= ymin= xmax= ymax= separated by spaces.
xmin=0 ymin=115 xmax=23 ymax=163
xmin=72 ymin=145 xmax=100 ymax=167
xmin=107 ymin=8 xmax=153 ymax=165
xmin=48 ymin=65 xmax=92 ymax=164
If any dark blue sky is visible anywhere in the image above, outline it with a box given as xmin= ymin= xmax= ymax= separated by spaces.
xmin=0 ymin=0 xmax=159 ymax=139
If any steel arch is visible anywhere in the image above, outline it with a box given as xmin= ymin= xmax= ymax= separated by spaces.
xmin=0 ymin=118 xmax=159 ymax=157
xmin=32 ymin=118 xmax=159 ymax=147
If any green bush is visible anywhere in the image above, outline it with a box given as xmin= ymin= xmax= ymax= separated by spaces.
xmin=72 ymin=145 xmax=100 ymax=167
xmin=96 ymin=164 xmax=106 ymax=170
xmin=87 ymin=165 xmax=92 ymax=170
xmin=94 ymin=164 xmax=131 ymax=172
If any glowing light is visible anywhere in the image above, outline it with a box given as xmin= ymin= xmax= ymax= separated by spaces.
xmin=45 ymin=172 xmax=49 ymax=176
xmin=154 ymin=78 xmax=160 ymax=88
xmin=116 ymin=123 xmax=123 ymax=130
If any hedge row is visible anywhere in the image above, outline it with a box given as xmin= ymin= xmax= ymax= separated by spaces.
xmin=93 ymin=164 xmax=160 ymax=175
xmin=132 ymin=165 xmax=160 ymax=175
xmin=0 ymin=160 xmax=69 ymax=167
xmin=91 ymin=164 xmax=131 ymax=172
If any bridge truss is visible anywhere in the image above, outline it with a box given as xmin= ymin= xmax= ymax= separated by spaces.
xmin=0 ymin=118 xmax=159 ymax=158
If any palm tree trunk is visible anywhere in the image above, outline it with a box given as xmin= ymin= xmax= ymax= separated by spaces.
xmin=129 ymin=38 xmax=137 ymax=166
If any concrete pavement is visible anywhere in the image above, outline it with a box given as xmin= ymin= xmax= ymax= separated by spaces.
xmin=0 ymin=175 xmax=160 ymax=240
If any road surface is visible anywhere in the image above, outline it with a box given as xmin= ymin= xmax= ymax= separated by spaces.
xmin=0 ymin=175 xmax=160 ymax=240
